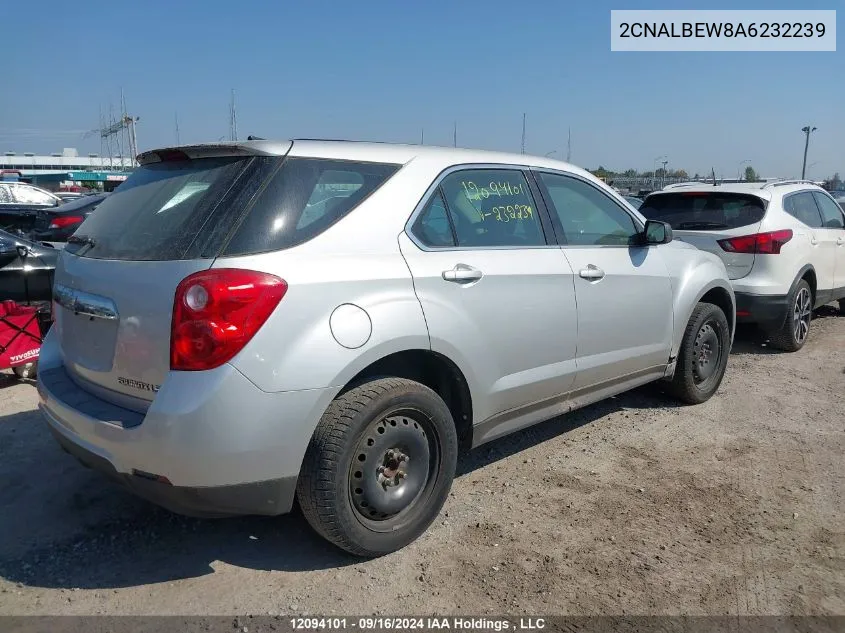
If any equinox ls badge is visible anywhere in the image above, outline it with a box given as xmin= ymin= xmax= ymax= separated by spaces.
xmin=118 ymin=377 xmax=160 ymax=393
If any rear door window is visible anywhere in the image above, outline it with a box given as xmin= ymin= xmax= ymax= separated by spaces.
xmin=412 ymin=190 xmax=455 ymax=247
xmin=222 ymin=158 xmax=399 ymax=256
xmin=436 ymin=169 xmax=546 ymax=248
xmin=639 ymin=192 xmax=767 ymax=231
xmin=812 ymin=192 xmax=845 ymax=229
xmin=784 ymin=192 xmax=824 ymax=228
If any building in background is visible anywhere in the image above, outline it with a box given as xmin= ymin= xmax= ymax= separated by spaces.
xmin=0 ymin=148 xmax=133 ymax=192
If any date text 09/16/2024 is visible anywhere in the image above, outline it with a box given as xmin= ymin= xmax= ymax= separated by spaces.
xmin=289 ymin=617 xmax=547 ymax=631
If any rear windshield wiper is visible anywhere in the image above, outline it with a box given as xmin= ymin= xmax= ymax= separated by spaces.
xmin=67 ymin=235 xmax=96 ymax=251
xmin=676 ymin=221 xmax=730 ymax=230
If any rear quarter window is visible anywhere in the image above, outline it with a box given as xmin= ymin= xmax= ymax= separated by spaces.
xmin=221 ymin=158 xmax=399 ymax=256
xmin=640 ymin=192 xmax=767 ymax=230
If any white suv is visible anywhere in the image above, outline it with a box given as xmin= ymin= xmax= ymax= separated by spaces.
xmin=640 ymin=181 xmax=845 ymax=351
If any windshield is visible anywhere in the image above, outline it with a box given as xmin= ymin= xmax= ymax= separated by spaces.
xmin=639 ymin=192 xmax=767 ymax=230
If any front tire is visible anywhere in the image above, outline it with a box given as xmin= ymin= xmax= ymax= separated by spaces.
xmin=768 ymin=280 xmax=812 ymax=352
xmin=667 ymin=302 xmax=730 ymax=405
xmin=297 ymin=377 xmax=458 ymax=557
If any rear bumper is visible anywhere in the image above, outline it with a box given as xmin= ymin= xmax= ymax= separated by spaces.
xmin=734 ymin=291 xmax=789 ymax=328
xmin=37 ymin=335 xmax=337 ymax=516
xmin=47 ymin=422 xmax=297 ymax=517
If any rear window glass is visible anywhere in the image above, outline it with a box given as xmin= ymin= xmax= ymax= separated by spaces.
xmin=221 ymin=158 xmax=399 ymax=256
xmin=639 ymin=192 xmax=767 ymax=230
xmin=65 ymin=156 xmax=252 ymax=260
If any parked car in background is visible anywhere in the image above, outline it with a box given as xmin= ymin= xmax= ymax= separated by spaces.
xmin=0 ymin=181 xmax=63 ymax=234
xmin=831 ymin=190 xmax=845 ymax=212
xmin=28 ymin=192 xmax=110 ymax=244
xmin=54 ymin=192 xmax=83 ymax=201
xmin=623 ymin=195 xmax=643 ymax=209
xmin=0 ymin=229 xmax=57 ymax=302
xmin=640 ymin=181 xmax=845 ymax=351
xmin=39 ymin=140 xmax=734 ymax=557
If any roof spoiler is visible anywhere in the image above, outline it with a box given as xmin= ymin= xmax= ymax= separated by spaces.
xmin=136 ymin=140 xmax=292 ymax=165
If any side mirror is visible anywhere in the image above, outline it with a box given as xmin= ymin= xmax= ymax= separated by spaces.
xmin=16 ymin=245 xmax=30 ymax=259
xmin=643 ymin=219 xmax=673 ymax=245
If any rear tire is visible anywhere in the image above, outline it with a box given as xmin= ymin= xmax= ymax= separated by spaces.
xmin=768 ymin=280 xmax=812 ymax=352
xmin=667 ymin=302 xmax=730 ymax=405
xmin=297 ymin=377 xmax=458 ymax=557
xmin=12 ymin=362 xmax=37 ymax=380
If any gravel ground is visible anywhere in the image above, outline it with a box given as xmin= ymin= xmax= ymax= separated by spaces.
xmin=0 ymin=309 xmax=843 ymax=616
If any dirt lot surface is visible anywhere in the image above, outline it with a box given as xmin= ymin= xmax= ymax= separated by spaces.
xmin=0 ymin=310 xmax=843 ymax=617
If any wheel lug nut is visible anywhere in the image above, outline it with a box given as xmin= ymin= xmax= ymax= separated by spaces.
xmin=398 ymin=471 xmax=406 ymax=480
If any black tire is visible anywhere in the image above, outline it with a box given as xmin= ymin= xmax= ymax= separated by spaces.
xmin=667 ymin=302 xmax=731 ymax=405
xmin=297 ymin=377 xmax=458 ymax=557
xmin=768 ymin=279 xmax=812 ymax=352
xmin=12 ymin=362 xmax=37 ymax=380
xmin=838 ymin=299 xmax=845 ymax=315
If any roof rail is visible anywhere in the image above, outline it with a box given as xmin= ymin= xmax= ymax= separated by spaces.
xmin=762 ymin=179 xmax=817 ymax=189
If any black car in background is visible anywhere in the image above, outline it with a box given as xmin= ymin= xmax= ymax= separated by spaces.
xmin=0 ymin=181 xmax=63 ymax=234
xmin=0 ymin=229 xmax=57 ymax=303
xmin=28 ymin=192 xmax=110 ymax=243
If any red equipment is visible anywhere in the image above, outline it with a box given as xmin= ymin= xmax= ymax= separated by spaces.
xmin=0 ymin=244 xmax=53 ymax=379
xmin=0 ymin=300 xmax=48 ymax=378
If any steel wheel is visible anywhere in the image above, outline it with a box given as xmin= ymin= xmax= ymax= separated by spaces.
xmin=348 ymin=409 xmax=439 ymax=531
xmin=793 ymin=286 xmax=812 ymax=344
xmin=692 ymin=320 xmax=722 ymax=385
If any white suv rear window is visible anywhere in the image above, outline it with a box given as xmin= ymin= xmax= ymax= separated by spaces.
xmin=640 ymin=192 xmax=766 ymax=231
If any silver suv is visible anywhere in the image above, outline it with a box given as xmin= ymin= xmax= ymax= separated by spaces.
xmin=39 ymin=140 xmax=735 ymax=556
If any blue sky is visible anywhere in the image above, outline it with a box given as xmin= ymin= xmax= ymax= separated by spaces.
xmin=1 ymin=0 xmax=841 ymax=178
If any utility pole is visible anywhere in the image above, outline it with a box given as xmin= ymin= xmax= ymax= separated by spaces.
xmin=661 ymin=160 xmax=668 ymax=188
xmin=801 ymin=125 xmax=816 ymax=179
xmin=520 ymin=113 xmax=526 ymax=155
xmin=230 ymin=89 xmax=238 ymax=142
xmin=453 ymin=121 xmax=457 ymax=148
xmin=420 ymin=128 xmax=424 ymax=145
xmin=566 ymin=127 xmax=571 ymax=162
xmin=175 ymin=112 xmax=180 ymax=145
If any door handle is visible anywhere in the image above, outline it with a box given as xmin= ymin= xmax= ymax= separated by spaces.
xmin=810 ymin=237 xmax=818 ymax=246
xmin=838 ymin=237 xmax=844 ymax=246
xmin=579 ymin=265 xmax=605 ymax=281
xmin=442 ymin=264 xmax=483 ymax=283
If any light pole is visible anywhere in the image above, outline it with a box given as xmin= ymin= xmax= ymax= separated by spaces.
xmin=544 ymin=150 xmax=557 ymax=158
xmin=737 ymin=159 xmax=751 ymax=181
xmin=801 ymin=125 xmax=817 ymax=179
xmin=661 ymin=160 xmax=669 ymax=188
xmin=652 ymin=155 xmax=666 ymax=189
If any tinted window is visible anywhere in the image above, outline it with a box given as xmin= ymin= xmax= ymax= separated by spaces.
xmin=783 ymin=192 xmax=823 ymax=228
xmin=223 ymin=158 xmax=399 ymax=256
xmin=539 ymin=173 xmax=638 ymax=246
xmin=66 ymin=156 xmax=252 ymax=260
xmin=640 ymin=192 xmax=766 ymax=231
xmin=813 ymin=192 xmax=845 ymax=229
xmin=12 ymin=185 xmax=54 ymax=205
xmin=438 ymin=169 xmax=545 ymax=248
xmin=412 ymin=190 xmax=455 ymax=247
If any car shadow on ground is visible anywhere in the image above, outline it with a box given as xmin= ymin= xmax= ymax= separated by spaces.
xmin=0 ymin=379 xmax=681 ymax=590
xmin=730 ymin=305 xmax=841 ymax=356
xmin=0 ymin=310 xmax=840 ymax=590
